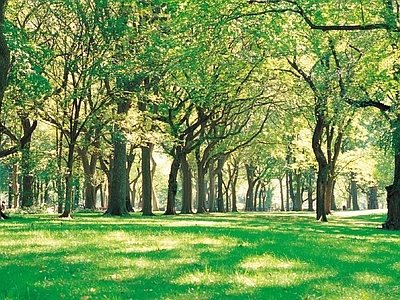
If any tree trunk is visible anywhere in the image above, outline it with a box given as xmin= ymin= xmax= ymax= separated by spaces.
xmin=79 ymin=147 xmax=98 ymax=210
xmin=307 ymin=169 xmax=314 ymax=211
xmin=11 ymin=164 xmax=19 ymax=208
xmin=56 ymin=128 xmax=64 ymax=213
xmin=383 ymin=115 xmax=400 ymax=229
xmin=331 ymin=180 xmax=338 ymax=210
xmin=288 ymin=170 xmax=296 ymax=210
xmin=60 ymin=142 xmax=75 ymax=218
xmin=325 ymin=175 xmax=335 ymax=214
xmin=208 ymin=161 xmax=216 ymax=212
xmin=245 ymin=164 xmax=254 ymax=211
xmin=196 ymin=160 xmax=207 ymax=213
xmin=383 ymin=185 xmax=400 ymax=229
xmin=217 ymin=158 xmax=224 ymax=212
xmin=285 ymin=170 xmax=290 ymax=211
xmin=254 ymin=181 xmax=260 ymax=211
xmin=181 ymin=152 xmax=193 ymax=214
xmin=142 ymin=142 xmax=154 ymax=216
xmin=293 ymin=171 xmax=302 ymax=211
xmin=312 ymin=114 xmax=328 ymax=222
xmin=368 ymin=186 xmax=378 ymax=209
xmin=279 ymin=176 xmax=285 ymax=211
xmin=0 ymin=0 xmax=10 ymax=110
xmin=165 ymin=147 xmax=180 ymax=215
xmin=150 ymin=151 xmax=159 ymax=211
xmin=125 ymin=146 xmax=136 ymax=212
xmin=20 ymin=117 xmax=34 ymax=207
xmin=105 ymin=132 xmax=129 ymax=216
xmin=231 ymin=164 xmax=238 ymax=212
xmin=350 ymin=173 xmax=360 ymax=210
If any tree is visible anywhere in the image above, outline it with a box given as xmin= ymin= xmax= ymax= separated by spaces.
xmin=0 ymin=0 xmax=38 ymax=159
xmin=0 ymin=0 xmax=8 ymax=112
xmin=247 ymin=0 xmax=397 ymax=224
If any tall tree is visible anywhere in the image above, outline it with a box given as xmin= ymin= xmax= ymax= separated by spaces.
xmin=0 ymin=0 xmax=8 ymax=110
xmin=248 ymin=0 xmax=400 ymax=229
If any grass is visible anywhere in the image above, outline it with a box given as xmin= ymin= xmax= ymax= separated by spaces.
xmin=0 ymin=210 xmax=399 ymax=300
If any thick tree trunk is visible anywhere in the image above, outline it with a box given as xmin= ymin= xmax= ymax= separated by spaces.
xmin=181 ymin=153 xmax=193 ymax=214
xmin=105 ymin=133 xmax=129 ymax=216
xmin=368 ymin=186 xmax=378 ymax=209
xmin=293 ymin=171 xmax=302 ymax=211
xmin=383 ymin=116 xmax=400 ymax=229
xmin=0 ymin=0 xmax=10 ymax=110
xmin=325 ymin=175 xmax=335 ymax=214
xmin=383 ymin=185 xmax=400 ymax=229
xmin=196 ymin=162 xmax=207 ymax=213
xmin=313 ymin=115 xmax=328 ymax=222
xmin=20 ymin=166 xmax=33 ymax=207
xmin=165 ymin=147 xmax=180 ymax=215
xmin=142 ymin=143 xmax=154 ymax=216
xmin=60 ymin=143 xmax=75 ymax=218
xmin=79 ymin=147 xmax=98 ymax=210
xmin=20 ymin=118 xmax=34 ymax=207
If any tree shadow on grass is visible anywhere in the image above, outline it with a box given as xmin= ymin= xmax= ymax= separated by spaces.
xmin=1 ymin=211 xmax=400 ymax=299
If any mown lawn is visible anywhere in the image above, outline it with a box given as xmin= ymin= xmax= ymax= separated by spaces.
xmin=0 ymin=210 xmax=399 ymax=300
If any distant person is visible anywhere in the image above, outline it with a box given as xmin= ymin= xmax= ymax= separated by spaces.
xmin=1 ymin=200 xmax=9 ymax=219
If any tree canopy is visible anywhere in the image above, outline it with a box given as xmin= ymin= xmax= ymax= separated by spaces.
xmin=0 ymin=0 xmax=397 ymax=227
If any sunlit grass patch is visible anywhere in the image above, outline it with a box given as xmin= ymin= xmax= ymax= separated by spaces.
xmin=240 ymin=253 xmax=302 ymax=270
xmin=1 ymin=211 xmax=400 ymax=299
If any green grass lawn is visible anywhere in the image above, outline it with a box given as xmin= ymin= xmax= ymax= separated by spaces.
xmin=0 ymin=210 xmax=399 ymax=300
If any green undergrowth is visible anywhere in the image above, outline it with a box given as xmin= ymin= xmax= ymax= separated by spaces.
xmin=0 ymin=210 xmax=399 ymax=300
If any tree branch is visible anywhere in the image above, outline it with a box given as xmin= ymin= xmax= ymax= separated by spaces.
xmin=248 ymin=0 xmax=398 ymax=32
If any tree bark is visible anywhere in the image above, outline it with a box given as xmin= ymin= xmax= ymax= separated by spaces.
xmin=383 ymin=185 xmax=400 ymax=229
xmin=105 ymin=132 xmax=129 ymax=216
xmin=208 ymin=160 xmax=216 ymax=212
xmin=181 ymin=152 xmax=193 ymax=214
xmin=368 ymin=186 xmax=378 ymax=209
xmin=165 ymin=146 xmax=181 ymax=215
xmin=350 ymin=173 xmax=360 ymax=211
xmin=196 ymin=160 xmax=207 ymax=213
xmin=383 ymin=116 xmax=400 ymax=229
xmin=0 ymin=0 xmax=10 ymax=110
xmin=142 ymin=142 xmax=154 ymax=216
xmin=60 ymin=142 xmax=75 ymax=218
xmin=245 ymin=164 xmax=254 ymax=211
xmin=293 ymin=171 xmax=302 ymax=211
xmin=78 ymin=145 xmax=99 ymax=209
xmin=312 ymin=113 xmax=328 ymax=222
xmin=279 ymin=176 xmax=285 ymax=211
xmin=20 ymin=117 xmax=34 ymax=207
xmin=231 ymin=163 xmax=239 ymax=212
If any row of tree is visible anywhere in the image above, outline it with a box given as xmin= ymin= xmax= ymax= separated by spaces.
xmin=0 ymin=0 xmax=397 ymax=226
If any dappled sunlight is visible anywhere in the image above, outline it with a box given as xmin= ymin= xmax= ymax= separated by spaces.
xmin=2 ymin=211 xmax=400 ymax=299
xmin=173 ymin=269 xmax=222 ymax=286
xmin=239 ymin=253 xmax=303 ymax=270
xmin=391 ymin=261 xmax=400 ymax=272
xmin=354 ymin=271 xmax=392 ymax=286
xmin=161 ymin=220 xmax=233 ymax=228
